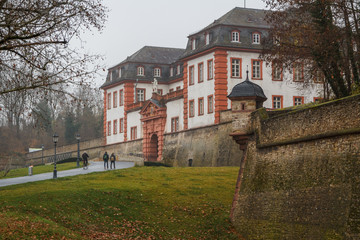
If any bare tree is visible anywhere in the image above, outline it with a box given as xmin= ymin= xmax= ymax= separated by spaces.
xmin=0 ymin=0 xmax=107 ymax=95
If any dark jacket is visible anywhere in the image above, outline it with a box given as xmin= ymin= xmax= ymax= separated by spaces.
xmin=110 ymin=154 xmax=116 ymax=162
xmin=103 ymin=152 xmax=109 ymax=161
xmin=82 ymin=152 xmax=89 ymax=161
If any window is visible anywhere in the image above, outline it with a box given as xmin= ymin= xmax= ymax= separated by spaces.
xmin=119 ymin=89 xmax=124 ymax=106
xmin=207 ymin=59 xmax=213 ymax=80
xmin=272 ymin=95 xmax=283 ymax=109
xmin=109 ymin=71 xmax=113 ymax=81
xmin=107 ymin=121 xmax=111 ymax=136
xmin=314 ymin=70 xmax=324 ymax=83
xmin=177 ymin=65 xmax=181 ymax=75
xmin=130 ymin=127 xmax=137 ymax=140
xmin=231 ymin=31 xmax=240 ymax=42
xmin=272 ymin=62 xmax=282 ymax=81
xmin=293 ymin=63 xmax=304 ymax=82
xmin=171 ymin=117 xmax=179 ymax=132
xmin=157 ymin=89 xmax=163 ymax=95
xmin=154 ymin=67 xmax=161 ymax=77
xmin=293 ymin=96 xmax=304 ymax=106
xmin=107 ymin=93 xmax=111 ymax=109
xmin=136 ymin=88 xmax=145 ymax=102
xmin=205 ymin=32 xmax=210 ymax=45
xmin=176 ymin=86 xmax=181 ymax=91
xmin=314 ymin=97 xmax=323 ymax=103
xmin=252 ymin=32 xmax=261 ymax=44
xmin=118 ymin=68 xmax=122 ymax=78
xmin=170 ymin=67 xmax=174 ymax=77
xmin=189 ymin=65 xmax=194 ymax=85
xmin=137 ymin=66 xmax=144 ymax=76
xmin=120 ymin=118 xmax=124 ymax=133
xmin=208 ymin=95 xmax=214 ymax=113
xmin=113 ymin=120 xmax=118 ymax=134
xmin=169 ymin=88 xmax=174 ymax=93
xmin=189 ymin=100 xmax=195 ymax=117
xmin=198 ymin=63 xmax=204 ymax=83
xmin=191 ymin=38 xmax=196 ymax=50
xmin=252 ymin=59 xmax=262 ymax=79
xmin=113 ymin=91 xmax=118 ymax=108
xmin=231 ymin=58 xmax=242 ymax=78
xmin=198 ymin=97 xmax=204 ymax=116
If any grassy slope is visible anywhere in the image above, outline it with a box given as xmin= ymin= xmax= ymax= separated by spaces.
xmin=0 ymin=166 xmax=240 ymax=239
xmin=0 ymin=162 xmax=81 ymax=179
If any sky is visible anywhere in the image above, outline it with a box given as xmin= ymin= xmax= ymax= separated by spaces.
xmin=75 ymin=0 xmax=267 ymax=87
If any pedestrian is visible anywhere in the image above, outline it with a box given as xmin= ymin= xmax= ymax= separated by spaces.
xmin=82 ymin=151 xmax=89 ymax=170
xmin=110 ymin=153 xmax=116 ymax=169
xmin=103 ymin=151 xmax=109 ymax=170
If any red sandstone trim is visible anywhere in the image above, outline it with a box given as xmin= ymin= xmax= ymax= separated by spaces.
xmin=124 ymin=82 xmax=134 ymax=141
xmin=103 ymin=90 xmax=107 ymax=145
xmin=214 ymin=50 xmax=228 ymax=124
xmin=183 ymin=62 xmax=188 ymax=130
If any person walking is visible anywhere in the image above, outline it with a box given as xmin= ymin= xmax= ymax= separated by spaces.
xmin=110 ymin=153 xmax=116 ymax=169
xmin=82 ymin=151 xmax=89 ymax=170
xmin=103 ymin=151 xmax=109 ymax=170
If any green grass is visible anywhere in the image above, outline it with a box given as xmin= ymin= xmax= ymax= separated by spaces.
xmin=0 ymin=162 xmax=84 ymax=179
xmin=0 ymin=166 xmax=240 ymax=239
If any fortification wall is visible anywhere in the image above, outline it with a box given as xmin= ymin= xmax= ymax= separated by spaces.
xmin=162 ymin=121 xmax=242 ymax=167
xmin=231 ymin=94 xmax=360 ymax=239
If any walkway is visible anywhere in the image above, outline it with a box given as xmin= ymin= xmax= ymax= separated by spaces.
xmin=0 ymin=161 xmax=135 ymax=188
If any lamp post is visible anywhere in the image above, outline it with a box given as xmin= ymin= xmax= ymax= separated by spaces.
xmin=53 ymin=133 xmax=59 ymax=179
xmin=76 ymin=133 xmax=81 ymax=167
xmin=41 ymin=144 xmax=44 ymax=165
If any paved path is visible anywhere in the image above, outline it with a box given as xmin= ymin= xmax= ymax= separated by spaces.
xmin=0 ymin=161 xmax=135 ymax=188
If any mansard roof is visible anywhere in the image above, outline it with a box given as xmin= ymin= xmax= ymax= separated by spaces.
xmin=181 ymin=8 xmax=269 ymax=60
xmin=117 ymin=46 xmax=185 ymax=66
xmin=200 ymin=7 xmax=268 ymax=32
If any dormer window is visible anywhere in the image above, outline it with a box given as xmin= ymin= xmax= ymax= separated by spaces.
xmin=109 ymin=71 xmax=112 ymax=81
xmin=118 ymin=68 xmax=122 ymax=78
xmin=252 ymin=32 xmax=261 ymax=44
xmin=170 ymin=67 xmax=174 ymax=77
xmin=205 ymin=32 xmax=210 ymax=45
xmin=154 ymin=67 xmax=161 ymax=77
xmin=137 ymin=66 xmax=144 ymax=76
xmin=177 ymin=65 xmax=181 ymax=75
xmin=191 ymin=38 xmax=196 ymax=50
xmin=231 ymin=31 xmax=240 ymax=42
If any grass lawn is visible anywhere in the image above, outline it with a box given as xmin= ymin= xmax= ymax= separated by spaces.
xmin=0 ymin=166 xmax=241 ymax=239
xmin=0 ymin=162 xmax=81 ymax=179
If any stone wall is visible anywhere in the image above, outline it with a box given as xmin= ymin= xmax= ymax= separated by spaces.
xmin=162 ymin=122 xmax=242 ymax=167
xmin=231 ymin=94 xmax=360 ymax=239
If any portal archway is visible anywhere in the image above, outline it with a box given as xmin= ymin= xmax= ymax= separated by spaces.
xmin=149 ymin=134 xmax=158 ymax=161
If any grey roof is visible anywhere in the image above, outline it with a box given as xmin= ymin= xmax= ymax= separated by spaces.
xmin=181 ymin=8 xmax=269 ymax=60
xmin=117 ymin=46 xmax=185 ymax=66
xmin=228 ymin=71 xmax=267 ymax=100
xmin=196 ymin=7 xmax=268 ymax=35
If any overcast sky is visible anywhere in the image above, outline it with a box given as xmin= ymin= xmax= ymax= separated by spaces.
xmin=75 ymin=0 xmax=267 ymax=86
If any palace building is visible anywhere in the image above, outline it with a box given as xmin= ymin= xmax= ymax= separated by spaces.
xmin=100 ymin=7 xmax=322 ymax=161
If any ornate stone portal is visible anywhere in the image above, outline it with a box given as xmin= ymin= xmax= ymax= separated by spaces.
xmin=140 ymin=93 xmax=166 ymax=161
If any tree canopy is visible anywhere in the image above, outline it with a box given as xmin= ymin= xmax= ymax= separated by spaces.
xmin=262 ymin=0 xmax=360 ymax=98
